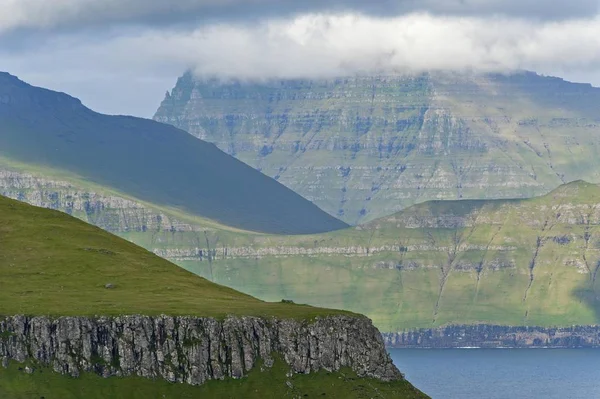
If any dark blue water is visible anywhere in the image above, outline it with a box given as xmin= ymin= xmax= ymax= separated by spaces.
xmin=390 ymin=349 xmax=600 ymax=399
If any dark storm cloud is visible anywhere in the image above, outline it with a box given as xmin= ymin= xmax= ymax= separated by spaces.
xmin=1 ymin=0 xmax=600 ymax=117
xmin=1 ymin=0 xmax=598 ymax=35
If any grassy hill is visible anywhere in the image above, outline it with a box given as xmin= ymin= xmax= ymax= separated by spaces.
xmin=123 ymin=181 xmax=600 ymax=332
xmin=0 ymin=194 xmax=427 ymax=398
xmin=0 ymin=361 xmax=426 ymax=399
xmin=156 ymin=71 xmax=600 ymax=224
xmin=0 ymin=72 xmax=347 ymax=235
xmin=0 ymin=193 xmax=344 ymax=319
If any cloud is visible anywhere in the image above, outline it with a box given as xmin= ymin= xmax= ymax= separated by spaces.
xmin=0 ymin=0 xmax=597 ymax=35
xmin=36 ymin=13 xmax=598 ymax=79
xmin=2 ymin=11 xmax=600 ymax=116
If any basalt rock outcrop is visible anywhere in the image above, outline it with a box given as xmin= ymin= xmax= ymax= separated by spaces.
xmin=0 ymin=169 xmax=196 ymax=233
xmin=0 ymin=315 xmax=401 ymax=385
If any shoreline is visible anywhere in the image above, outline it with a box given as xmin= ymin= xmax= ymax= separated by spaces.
xmin=383 ymin=324 xmax=600 ymax=349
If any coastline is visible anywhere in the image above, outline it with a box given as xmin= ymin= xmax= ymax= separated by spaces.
xmin=383 ymin=325 xmax=600 ymax=349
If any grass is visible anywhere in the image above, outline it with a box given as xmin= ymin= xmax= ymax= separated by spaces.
xmin=0 ymin=359 xmax=429 ymax=399
xmin=12 ymin=170 xmax=594 ymax=331
xmin=0 ymin=194 xmax=350 ymax=319
xmin=0 ymin=193 xmax=428 ymax=399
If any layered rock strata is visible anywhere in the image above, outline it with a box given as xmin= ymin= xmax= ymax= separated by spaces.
xmin=0 ymin=315 xmax=401 ymax=385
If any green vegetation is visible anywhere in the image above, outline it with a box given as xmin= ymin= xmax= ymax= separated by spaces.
xmin=5 ymin=150 xmax=600 ymax=332
xmin=0 ymin=71 xmax=347 ymax=235
xmin=0 ymin=360 xmax=428 ymax=399
xmin=137 ymin=181 xmax=600 ymax=331
xmin=0 ymin=194 xmax=425 ymax=398
xmin=6 ymin=70 xmax=600 ymax=336
xmin=0 ymin=193 xmax=348 ymax=319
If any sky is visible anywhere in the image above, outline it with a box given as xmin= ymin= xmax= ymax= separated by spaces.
xmin=1 ymin=0 xmax=600 ymax=117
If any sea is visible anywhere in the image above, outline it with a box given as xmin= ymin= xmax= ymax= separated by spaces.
xmin=389 ymin=348 xmax=600 ymax=399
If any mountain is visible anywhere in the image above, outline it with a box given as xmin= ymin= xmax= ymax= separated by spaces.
xmin=155 ymin=71 xmax=600 ymax=224
xmin=0 ymin=194 xmax=426 ymax=398
xmin=0 ymin=72 xmax=347 ymax=235
xmin=4 ymin=154 xmax=600 ymax=335
xmin=104 ymin=180 xmax=600 ymax=333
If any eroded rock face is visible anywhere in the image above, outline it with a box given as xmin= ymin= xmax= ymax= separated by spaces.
xmin=0 ymin=170 xmax=197 ymax=233
xmin=0 ymin=315 xmax=401 ymax=385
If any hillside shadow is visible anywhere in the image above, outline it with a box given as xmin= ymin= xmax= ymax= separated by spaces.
xmin=573 ymin=280 xmax=600 ymax=324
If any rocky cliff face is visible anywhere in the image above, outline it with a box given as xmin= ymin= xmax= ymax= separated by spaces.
xmin=0 ymin=315 xmax=401 ymax=385
xmin=0 ymin=169 xmax=198 ymax=233
xmin=155 ymin=71 xmax=600 ymax=224
xmin=383 ymin=325 xmax=600 ymax=348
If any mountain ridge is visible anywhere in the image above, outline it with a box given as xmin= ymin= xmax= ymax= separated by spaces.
xmin=0 ymin=72 xmax=347 ymax=235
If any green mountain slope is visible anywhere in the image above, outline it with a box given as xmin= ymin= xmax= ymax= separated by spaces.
xmin=0 ymin=72 xmax=347 ymax=235
xmin=0 ymin=361 xmax=426 ymax=399
xmin=155 ymin=71 xmax=600 ymax=224
xmin=5 ymin=159 xmax=599 ymax=333
xmin=114 ymin=181 xmax=600 ymax=332
xmin=0 ymin=194 xmax=427 ymax=398
xmin=0 ymin=193 xmax=340 ymax=319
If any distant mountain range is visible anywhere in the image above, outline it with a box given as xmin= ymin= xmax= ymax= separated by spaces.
xmin=155 ymin=71 xmax=600 ymax=224
xmin=0 ymin=72 xmax=347 ymax=235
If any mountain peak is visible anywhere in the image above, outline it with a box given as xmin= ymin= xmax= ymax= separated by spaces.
xmin=156 ymin=70 xmax=600 ymax=224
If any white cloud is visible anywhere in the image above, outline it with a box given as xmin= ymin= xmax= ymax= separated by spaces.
xmin=102 ymin=13 xmax=600 ymax=78
xmin=2 ymin=12 xmax=600 ymax=116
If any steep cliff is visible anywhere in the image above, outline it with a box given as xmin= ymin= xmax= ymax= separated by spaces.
xmin=155 ymin=71 xmax=600 ymax=224
xmin=0 ymin=169 xmax=197 ymax=234
xmin=133 ymin=181 xmax=600 ymax=332
xmin=0 ymin=315 xmax=399 ymax=384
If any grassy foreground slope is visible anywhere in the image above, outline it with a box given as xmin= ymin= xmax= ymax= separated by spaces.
xmin=0 ymin=361 xmax=426 ymax=399
xmin=145 ymin=181 xmax=600 ymax=331
xmin=0 ymin=72 xmax=347 ymax=235
xmin=0 ymin=195 xmax=428 ymax=398
xmin=0 ymin=193 xmax=342 ymax=319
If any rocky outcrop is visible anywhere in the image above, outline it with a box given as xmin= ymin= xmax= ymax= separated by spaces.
xmin=0 ymin=169 xmax=197 ymax=233
xmin=383 ymin=325 xmax=600 ymax=348
xmin=0 ymin=315 xmax=401 ymax=385
xmin=153 ymin=244 xmax=516 ymax=261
